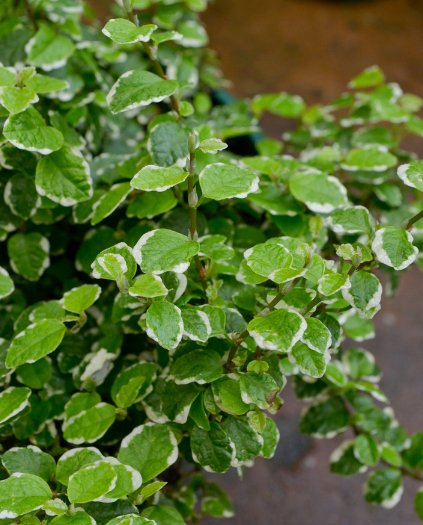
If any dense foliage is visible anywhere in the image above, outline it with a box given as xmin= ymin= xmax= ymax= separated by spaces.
xmin=2 ymin=0 xmax=423 ymax=523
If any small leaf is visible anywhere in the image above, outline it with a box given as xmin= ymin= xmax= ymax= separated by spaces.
xmin=199 ymin=163 xmax=259 ymax=200
xmin=63 ymin=402 xmax=116 ymax=445
xmin=354 ymin=435 xmax=380 ymax=466
xmin=146 ymin=301 xmax=183 ymax=351
xmin=239 ymin=372 xmax=279 ymax=409
xmin=364 ymin=468 xmax=403 ymax=509
xmin=342 ymin=271 xmax=382 ymax=315
xmin=0 ymin=473 xmax=52 ymax=519
xmin=248 ymin=309 xmax=306 ymax=352
xmin=91 ymin=182 xmax=131 ymax=225
xmin=118 ymin=423 xmax=178 ymax=482
xmin=4 ymin=107 xmax=63 ymax=154
xmin=372 ymin=226 xmax=418 ymax=270
xmin=26 ymin=25 xmax=75 ymax=71
xmin=68 ymin=462 xmax=117 ymax=504
xmin=96 ymin=457 xmax=142 ymax=502
xmin=198 ymin=138 xmax=228 ymax=154
xmin=342 ymin=147 xmax=397 ymax=172
xmin=289 ymin=342 xmax=330 ymax=378
xmin=0 ymin=86 xmax=38 ymax=114
xmin=349 ymin=66 xmax=385 ymax=88
xmin=4 ymin=172 xmax=40 ymax=220
xmin=62 ymin=284 xmax=101 ymax=314
xmin=131 ymin=165 xmax=188 ymax=192
xmin=133 ymin=229 xmax=199 ymax=274
xmin=0 ymin=266 xmax=14 ymax=299
xmin=107 ymin=71 xmax=178 ymax=114
xmin=300 ymin=396 xmax=349 ymax=438
xmin=102 ymin=19 xmax=157 ymax=44
xmin=35 ymin=146 xmax=93 ymax=206
xmin=181 ymin=308 xmax=211 ymax=343
xmin=318 ymin=272 xmax=351 ymax=296
xmin=301 ymin=317 xmax=332 ymax=353
xmin=222 ymin=416 xmax=263 ymax=466
xmin=91 ymin=242 xmax=137 ymax=281
xmin=328 ymin=206 xmax=372 ymax=234
xmin=111 ymin=362 xmax=157 ymax=408
xmin=259 ymin=417 xmax=280 ymax=459
xmin=129 ymin=274 xmax=168 ymax=298
xmin=127 ymin=189 xmax=177 ymax=219
xmin=191 ymin=422 xmax=233 ymax=473
xmin=8 ymin=232 xmax=50 ymax=282
xmin=0 ymin=65 xmax=17 ymax=87
xmin=25 ymin=74 xmax=68 ymax=94
xmin=6 ymin=319 xmax=66 ymax=367
xmin=0 ymin=386 xmax=31 ymax=425
xmin=170 ymin=348 xmax=223 ymax=385
xmin=289 ymin=169 xmax=347 ymax=213
xmin=397 ymin=160 xmax=423 ymax=191
xmin=56 ymin=447 xmax=103 ymax=485
xmin=2 ymin=445 xmax=56 ymax=482
xmin=148 ymin=121 xmax=190 ymax=167
xmin=244 ymin=242 xmax=292 ymax=278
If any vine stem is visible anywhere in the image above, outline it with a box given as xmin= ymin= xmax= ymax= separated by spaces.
xmin=402 ymin=208 xmax=423 ymax=231
xmin=127 ymin=8 xmax=180 ymax=115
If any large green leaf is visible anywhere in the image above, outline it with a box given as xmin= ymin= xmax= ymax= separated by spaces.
xmin=372 ymin=226 xmax=418 ymax=270
xmin=146 ymin=301 xmax=183 ymax=351
xmin=56 ymin=447 xmax=104 ymax=485
xmin=8 ymin=232 xmax=50 ymax=281
xmin=248 ymin=309 xmax=306 ymax=352
xmin=2 ymin=446 xmax=56 ymax=482
xmin=26 ymin=25 xmax=75 ymax=70
xmin=169 ymin=349 xmax=223 ymax=384
xmin=148 ymin=121 xmax=190 ymax=167
xmin=68 ymin=462 xmax=117 ymax=504
xmin=131 ymin=165 xmax=188 ymax=192
xmin=102 ymin=19 xmax=157 ymax=44
xmin=199 ymin=163 xmax=259 ymax=200
xmin=0 ymin=473 xmax=52 ymax=519
xmin=191 ymin=422 xmax=234 ymax=473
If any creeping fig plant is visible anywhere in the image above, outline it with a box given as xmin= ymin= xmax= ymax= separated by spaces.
xmin=2 ymin=0 xmax=423 ymax=522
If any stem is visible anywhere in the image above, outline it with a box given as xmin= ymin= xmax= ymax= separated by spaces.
xmin=403 ymin=209 xmax=423 ymax=230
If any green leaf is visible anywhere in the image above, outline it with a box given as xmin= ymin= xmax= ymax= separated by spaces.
xmin=4 ymin=172 xmax=40 ymax=220
xmin=25 ymin=74 xmax=68 ymax=94
xmin=142 ymin=506 xmax=184 ymax=525
xmin=0 ymin=386 xmax=31 ymax=425
xmin=135 ymin=481 xmax=167 ymax=504
xmin=118 ymin=423 xmax=178 ymax=482
xmin=221 ymin=416 xmax=262 ymax=466
xmin=343 ymin=348 xmax=376 ymax=380
xmin=199 ymin=163 xmax=259 ymax=200
xmin=91 ymin=183 xmax=131 ymax=225
xmin=201 ymin=481 xmax=234 ymax=518
xmin=35 ymin=146 xmax=92 ymax=206
xmin=189 ymin=392 xmax=210 ymax=431
xmin=415 ymin=488 xmax=423 ymax=520
xmin=344 ymin=314 xmax=375 ymax=341
xmin=342 ymin=271 xmax=382 ymax=316
xmin=239 ymin=372 xmax=279 ymax=409
xmin=63 ymin=402 xmax=116 ymax=445
xmin=56 ymin=447 xmax=103 ymax=485
xmin=198 ymin=138 xmax=228 ymax=154
xmin=199 ymin=305 xmax=226 ymax=336
xmin=127 ymin=190 xmax=177 ymax=219
xmin=102 ymin=19 xmax=157 ymax=44
xmin=0 ymin=86 xmax=38 ymax=114
xmin=300 ymin=396 xmax=349 ymax=438
xmin=354 ymin=434 xmax=380 ymax=466
xmin=133 ymin=229 xmax=199 ymax=274
xmin=4 ymin=107 xmax=63 ymax=154
xmin=146 ymin=301 xmax=183 ymax=351
xmin=252 ymin=92 xmax=305 ymax=118
xmin=301 ymin=317 xmax=332 ymax=353
xmin=181 ymin=308 xmax=211 ymax=342
xmin=0 ymin=65 xmax=16 ymax=87
xmin=212 ymin=377 xmax=249 ymax=416
xmin=26 ymin=25 xmax=75 ymax=71
xmin=96 ymin=457 xmax=142 ymax=502
xmin=8 ymin=232 xmax=49 ymax=282
xmin=372 ymin=226 xmax=418 ymax=270
xmin=349 ymin=66 xmax=385 ymax=88
xmin=328 ymin=206 xmax=372 ymax=234
xmin=148 ymin=121 xmax=190 ymax=167
xmin=191 ymin=422 xmax=234 ymax=473
xmin=68 ymin=462 xmax=117 ymax=504
xmin=16 ymin=357 xmax=52 ymax=389
xmin=161 ymin=379 xmax=199 ymax=423
xmin=92 ymin=242 xmax=137 ymax=281
xmin=129 ymin=274 xmax=168 ymax=298
xmin=330 ymin=440 xmax=365 ymax=477
xmin=51 ymin=509 xmax=94 ymax=525
xmin=248 ymin=309 xmax=306 ymax=352
xmin=2 ymin=445 xmax=55 ymax=481
xmin=342 ymin=147 xmax=397 ymax=172
xmin=130 ymin=165 xmax=188 ymax=192
xmin=260 ymin=417 xmax=279 ymax=459
xmin=112 ymin=362 xmax=156 ymax=408
xmin=289 ymin=169 xmax=347 ymax=213
xmin=169 ymin=348 xmax=223 ymax=384
xmin=236 ymin=259 xmax=267 ymax=285
xmin=397 ymin=160 xmax=423 ymax=191
xmin=0 ymin=473 xmax=52 ymax=519
xmin=6 ymin=319 xmax=66 ymax=367
xmin=178 ymin=20 xmax=209 ymax=47
xmin=43 ymin=499 xmax=68 ymax=516
xmin=0 ymin=266 xmax=14 ymax=299
xmin=62 ymin=284 xmax=101 ymax=314
xmin=244 ymin=242 xmax=292 ymax=279
xmin=364 ymin=468 xmax=403 ymax=509
xmin=151 ymin=30 xmax=183 ymax=44
xmin=402 ymin=432 xmax=423 ymax=469
xmin=318 ymin=271 xmax=351 ymax=296
xmin=290 ymin=341 xmax=330 ymax=378
xmin=107 ymin=71 xmax=178 ymax=114
xmin=73 ymin=189 xmax=106 ymax=224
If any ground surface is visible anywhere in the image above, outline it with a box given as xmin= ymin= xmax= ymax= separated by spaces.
xmin=90 ymin=1 xmax=423 ymax=522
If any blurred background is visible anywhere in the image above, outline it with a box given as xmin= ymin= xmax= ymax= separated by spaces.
xmin=90 ymin=0 xmax=423 ymax=523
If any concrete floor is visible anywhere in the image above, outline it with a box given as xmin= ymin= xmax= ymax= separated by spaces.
xmin=89 ymin=0 xmax=423 ymax=522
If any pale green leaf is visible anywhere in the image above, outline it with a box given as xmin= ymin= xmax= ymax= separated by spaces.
xmin=372 ymin=226 xmax=418 ymax=270
xmin=131 ymin=165 xmax=188 ymax=192
xmin=146 ymin=301 xmax=183 ymax=351
xmin=8 ymin=232 xmax=50 ymax=281
xmin=0 ymin=266 xmax=14 ymax=299
xmin=26 ymin=25 xmax=75 ymax=71
xmin=198 ymin=138 xmax=228 ymax=154
xmin=25 ymin=74 xmax=68 ymax=94
xmin=342 ymin=147 xmax=397 ymax=172
xmin=2 ymin=445 xmax=55 ymax=481
xmin=92 ymin=242 xmax=137 ymax=281
xmin=129 ymin=274 xmax=168 ymax=298
xmin=289 ymin=341 xmax=330 ymax=378
xmin=0 ymin=473 xmax=51 ymax=519
xmin=0 ymin=86 xmax=38 ymax=114
xmin=91 ymin=183 xmax=131 ymax=225
xmin=0 ymin=386 xmax=31 ymax=425
xmin=102 ymin=19 xmax=157 ymax=45
xmin=56 ymin=447 xmax=103 ymax=485
xmin=63 ymin=402 xmax=116 ymax=445
xmin=328 ymin=206 xmax=372 ymax=234
xmin=199 ymin=163 xmax=259 ymax=200
xmin=62 ymin=284 xmax=102 ymax=314
xmin=68 ymin=462 xmax=116 ymax=504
